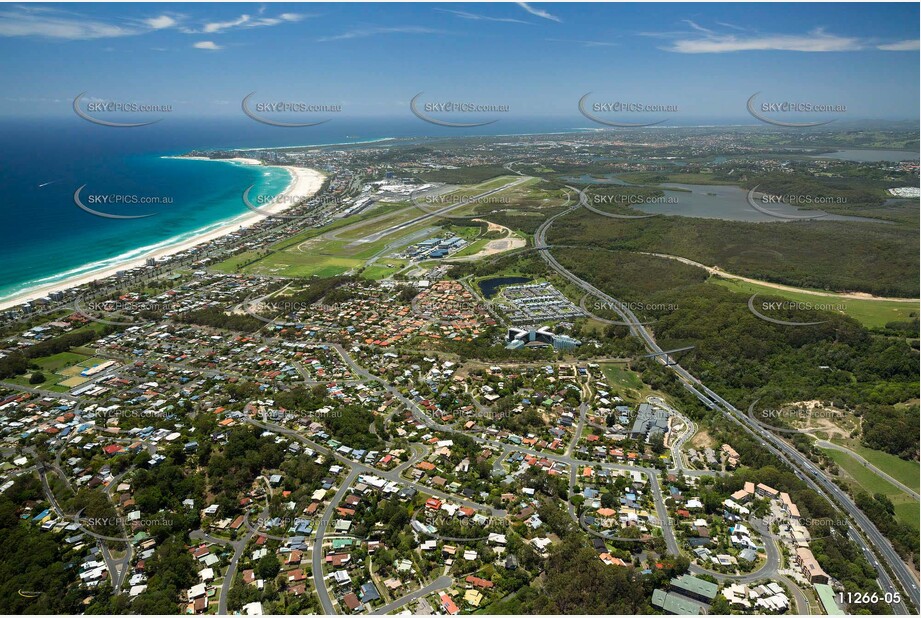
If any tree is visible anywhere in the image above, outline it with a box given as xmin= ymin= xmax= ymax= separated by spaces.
xmin=649 ymin=432 xmax=665 ymax=455
xmin=28 ymin=372 xmax=45 ymax=385
xmin=710 ymin=594 xmax=732 ymax=614
xmin=256 ymin=554 xmax=281 ymax=580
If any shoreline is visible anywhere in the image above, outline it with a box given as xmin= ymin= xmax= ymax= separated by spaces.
xmin=0 ymin=158 xmax=325 ymax=311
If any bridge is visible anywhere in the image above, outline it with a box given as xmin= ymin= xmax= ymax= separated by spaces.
xmin=640 ymin=346 xmax=695 ymax=365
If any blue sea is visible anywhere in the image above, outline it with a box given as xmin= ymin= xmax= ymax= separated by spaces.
xmin=8 ymin=112 xmax=826 ymax=304
xmin=0 ymin=115 xmax=593 ymax=303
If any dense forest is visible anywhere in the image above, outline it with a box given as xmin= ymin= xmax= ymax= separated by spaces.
xmin=477 ymin=495 xmax=666 ymax=614
xmin=176 ymin=306 xmax=264 ymax=333
xmin=553 ymin=248 xmax=918 ymax=434
xmin=545 ymin=247 xmax=918 ymax=569
xmin=0 ymin=477 xmax=86 ymax=614
xmin=861 ymin=405 xmax=921 ymax=460
xmin=549 ymin=210 xmax=919 ymax=297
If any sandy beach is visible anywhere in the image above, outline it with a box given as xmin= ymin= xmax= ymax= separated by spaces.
xmin=0 ymin=158 xmax=325 ymax=311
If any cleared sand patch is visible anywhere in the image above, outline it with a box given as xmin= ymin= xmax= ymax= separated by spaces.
xmin=690 ymin=429 xmax=713 ymax=449
xmin=461 ymin=219 xmax=527 ymax=259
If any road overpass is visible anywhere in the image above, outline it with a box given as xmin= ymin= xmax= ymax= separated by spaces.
xmin=534 ymin=185 xmax=918 ymax=614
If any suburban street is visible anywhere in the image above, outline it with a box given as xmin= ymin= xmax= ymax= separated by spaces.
xmin=534 ymin=185 xmax=919 ymax=613
xmin=313 ymin=468 xmax=361 ymax=615
xmin=2 ymin=15 xmax=915 ymax=617
xmin=371 ymin=575 xmax=453 ymax=615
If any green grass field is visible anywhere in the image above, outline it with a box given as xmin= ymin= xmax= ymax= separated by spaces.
xmin=213 ymin=201 xmax=412 ymax=274
xmin=822 ymin=448 xmax=919 ymax=530
xmin=221 ymin=220 xmax=425 ymax=279
xmin=450 ymin=175 xmax=521 ymax=196
xmin=215 ymin=176 xmax=531 ymax=280
xmin=600 ymin=363 xmax=646 ymax=398
xmin=34 ymin=351 xmax=90 ymax=372
xmin=828 ymin=442 xmax=920 ymax=491
xmin=5 ymin=350 xmax=100 ymax=391
xmin=70 ymin=346 xmax=100 ymax=356
xmin=893 ymin=502 xmax=920 ymax=532
xmin=452 ymin=238 xmax=490 ymax=258
xmin=711 ymin=277 xmax=918 ymax=329
xmin=5 ymin=373 xmax=61 ymax=389
xmin=333 ymin=202 xmax=420 ymax=241
xmin=361 ymin=260 xmax=407 ymax=280
xmin=444 ymin=224 xmax=484 ymax=240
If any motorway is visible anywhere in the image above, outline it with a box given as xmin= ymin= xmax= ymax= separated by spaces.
xmin=19 ymin=169 xmax=915 ymax=613
xmin=815 ymin=439 xmax=920 ymax=501
xmin=535 ymin=185 xmax=919 ymax=613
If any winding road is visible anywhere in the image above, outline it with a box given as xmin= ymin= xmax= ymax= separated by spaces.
xmin=534 ymin=184 xmax=919 ymax=613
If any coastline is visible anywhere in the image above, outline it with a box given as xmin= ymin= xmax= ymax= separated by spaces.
xmin=0 ymin=158 xmax=325 ymax=311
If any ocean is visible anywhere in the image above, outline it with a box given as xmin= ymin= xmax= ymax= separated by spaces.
xmin=0 ymin=116 xmax=588 ymax=302
xmin=8 ymin=114 xmax=878 ymax=302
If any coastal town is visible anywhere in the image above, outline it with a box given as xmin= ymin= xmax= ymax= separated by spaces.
xmin=0 ymin=124 xmax=917 ymax=617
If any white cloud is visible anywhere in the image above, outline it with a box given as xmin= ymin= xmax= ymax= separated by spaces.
xmin=877 ymin=39 xmax=919 ymax=51
xmin=0 ymin=6 xmax=305 ymax=40
xmin=144 ymin=15 xmax=177 ymax=30
xmin=669 ymin=31 xmax=862 ymax=53
xmin=682 ymin=20 xmax=714 ymax=34
xmin=318 ymin=26 xmax=441 ymax=42
xmin=193 ymin=40 xmax=222 ymax=50
xmin=435 ymin=9 xmax=531 ymax=25
xmin=714 ymin=21 xmax=748 ymax=32
xmin=516 ymin=2 xmax=561 ymax=23
xmin=0 ymin=6 xmax=142 ymax=39
xmin=183 ymin=11 xmax=306 ymax=34
xmin=547 ymin=38 xmax=616 ymax=48
xmin=649 ymin=23 xmax=868 ymax=53
xmin=202 ymin=15 xmax=250 ymax=34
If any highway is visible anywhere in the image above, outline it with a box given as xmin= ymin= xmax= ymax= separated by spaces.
xmin=815 ymin=440 xmax=920 ymax=501
xmin=535 ymin=185 xmax=919 ymax=613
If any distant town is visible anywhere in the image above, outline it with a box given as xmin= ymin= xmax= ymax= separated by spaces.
xmin=0 ymin=124 xmax=918 ymax=617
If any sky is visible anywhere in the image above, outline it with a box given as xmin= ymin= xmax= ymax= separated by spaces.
xmin=0 ymin=2 xmax=918 ymax=121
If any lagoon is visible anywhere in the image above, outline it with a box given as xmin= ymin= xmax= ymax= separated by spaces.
xmin=478 ymin=276 xmax=532 ymax=299
xmin=630 ymin=183 xmax=887 ymax=223
xmin=811 ymin=149 xmax=919 ymax=163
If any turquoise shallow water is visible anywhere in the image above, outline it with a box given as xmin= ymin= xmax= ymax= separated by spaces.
xmin=0 ymin=115 xmax=586 ymax=302
xmin=0 ymin=149 xmax=291 ymax=301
